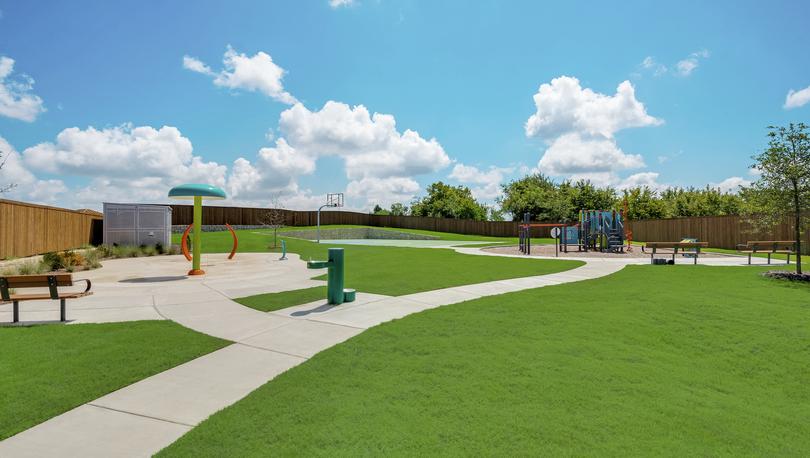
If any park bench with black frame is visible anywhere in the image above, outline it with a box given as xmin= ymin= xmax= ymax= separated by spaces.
xmin=736 ymin=240 xmax=795 ymax=265
xmin=643 ymin=241 xmax=709 ymax=265
xmin=0 ymin=273 xmax=92 ymax=323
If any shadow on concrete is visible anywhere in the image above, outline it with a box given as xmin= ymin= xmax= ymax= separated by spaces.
xmin=119 ymin=276 xmax=187 ymax=284
xmin=291 ymin=303 xmax=334 ymax=317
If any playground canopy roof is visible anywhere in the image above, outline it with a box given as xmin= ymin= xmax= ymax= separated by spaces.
xmin=168 ymin=184 xmax=227 ymax=200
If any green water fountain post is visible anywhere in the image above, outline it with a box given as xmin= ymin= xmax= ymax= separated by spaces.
xmin=307 ymin=247 xmax=355 ymax=305
xmin=168 ymin=183 xmax=227 ymax=276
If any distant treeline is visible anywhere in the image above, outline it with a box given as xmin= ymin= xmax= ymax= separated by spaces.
xmin=372 ymin=175 xmax=744 ymax=222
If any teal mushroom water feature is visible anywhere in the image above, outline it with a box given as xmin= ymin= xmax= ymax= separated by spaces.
xmin=168 ymin=183 xmax=226 ymax=275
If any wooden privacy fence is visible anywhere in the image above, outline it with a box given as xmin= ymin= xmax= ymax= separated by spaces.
xmin=172 ymin=204 xmax=807 ymax=252
xmin=627 ymin=214 xmax=809 ymax=253
xmin=0 ymin=199 xmax=103 ymax=259
xmin=169 ymin=204 xmax=542 ymax=238
xmin=3 ymin=198 xmax=806 ymax=259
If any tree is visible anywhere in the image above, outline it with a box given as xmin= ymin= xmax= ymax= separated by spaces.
xmin=498 ymin=174 xmax=572 ymax=221
xmin=389 ymin=202 xmax=408 ymax=216
xmin=742 ymin=123 xmax=810 ymax=274
xmin=258 ymin=198 xmax=288 ymax=248
xmin=0 ymin=148 xmax=17 ymax=194
xmin=371 ymin=204 xmax=390 ymax=215
xmin=410 ymin=182 xmax=488 ymax=220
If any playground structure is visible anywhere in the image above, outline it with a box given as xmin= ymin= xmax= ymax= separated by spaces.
xmin=307 ymin=247 xmax=356 ymax=305
xmin=519 ymin=209 xmax=632 ymax=256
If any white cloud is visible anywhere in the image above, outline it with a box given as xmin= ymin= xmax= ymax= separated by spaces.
xmin=227 ymin=138 xmax=316 ymax=200
xmin=538 ymin=133 xmax=645 ymax=175
xmin=346 ymin=177 xmax=420 ymax=208
xmin=675 ymin=49 xmax=710 ymax=77
xmin=619 ymin=172 xmax=662 ymax=190
xmin=0 ymin=56 xmax=46 ymax=122
xmin=329 ymin=0 xmax=355 ymax=8
xmin=182 ymin=55 xmax=213 ymax=75
xmin=711 ymin=176 xmax=750 ymax=193
xmin=641 ymin=56 xmax=668 ymax=76
xmin=784 ymin=85 xmax=810 ymax=109
xmin=525 ymin=76 xmax=662 ymax=188
xmin=19 ymin=125 xmax=227 ymax=207
xmin=525 ymin=76 xmax=661 ymax=139
xmin=224 ymin=101 xmax=450 ymax=207
xmin=183 ymin=46 xmax=297 ymax=105
xmin=449 ymin=163 xmax=513 ymax=200
xmin=0 ymin=135 xmax=67 ymax=204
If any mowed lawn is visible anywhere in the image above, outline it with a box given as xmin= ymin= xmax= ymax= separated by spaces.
xmin=179 ymin=228 xmax=579 ymax=297
xmin=0 ymin=321 xmax=229 ymax=440
xmin=160 ymin=266 xmax=810 ymax=456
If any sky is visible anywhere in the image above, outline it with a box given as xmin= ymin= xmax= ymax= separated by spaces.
xmin=0 ymin=0 xmax=809 ymax=211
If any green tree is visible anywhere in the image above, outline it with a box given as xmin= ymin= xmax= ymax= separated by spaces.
xmin=371 ymin=204 xmax=390 ymax=215
xmin=389 ymin=202 xmax=408 ymax=216
xmin=742 ymin=123 xmax=810 ymax=273
xmin=498 ymin=174 xmax=571 ymax=221
xmin=411 ymin=182 xmax=488 ymax=220
xmin=622 ymin=187 xmax=667 ymax=220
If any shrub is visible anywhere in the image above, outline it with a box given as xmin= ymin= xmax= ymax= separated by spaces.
xmin=15 ymin=260 xmax=49 ymax=275
xmin=142 ymin=245 xmax=158 ymax=257
xmin=42 ymin=252 xmax=64 ymax=270
xmin=84 ymin=250 xmax=102 ymax=269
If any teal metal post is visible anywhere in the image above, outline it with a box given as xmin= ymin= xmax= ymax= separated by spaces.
xmin=307 ymin=248 xmax=354 ymax=305
xmin=280 ymin=240 xmax=287 ymax=260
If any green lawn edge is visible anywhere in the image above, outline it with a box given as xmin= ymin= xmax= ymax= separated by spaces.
xmin=0 ymin=320 xmax=230 ymax=440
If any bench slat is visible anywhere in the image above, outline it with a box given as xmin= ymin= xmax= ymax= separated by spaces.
xmin=2 ymin=274 xmax=74 ymax=288
xmin=2 ymin=292 xmax=93 ymax=302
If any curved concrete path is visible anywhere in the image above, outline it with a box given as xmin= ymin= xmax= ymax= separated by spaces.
xmin=0 ymin=247 xmax=757 ymax=457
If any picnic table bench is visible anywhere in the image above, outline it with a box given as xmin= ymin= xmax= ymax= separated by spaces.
xmin=0 ymin=273 xmax=92 ymax=323
xmin=736 ymin=240 xmax=795 ymax=265
xmin=643 ymin=241 xmax=709 ymax=265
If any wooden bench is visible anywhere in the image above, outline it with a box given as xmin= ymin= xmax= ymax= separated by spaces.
xmin=0 ymin=273 xmax=92 ymax=323
xmin=644 ymin=241 xmax=709 ymax=265
xmin=736 ymin=240 xmax=795 ymax=265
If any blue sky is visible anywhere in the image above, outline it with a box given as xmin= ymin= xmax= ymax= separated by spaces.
xmin=0 ymin=0 xmax=808 ymax=211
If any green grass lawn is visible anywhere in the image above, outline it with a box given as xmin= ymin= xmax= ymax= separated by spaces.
xmin=180 ymin=228 xmax=580 ymax=299
xmin=235 ymin=286 xmax=327 ymax=312
xmin=159 ymin=265 xmax=810 ymax=456
xmin=0 ymin=321 xmax=229 ymax=440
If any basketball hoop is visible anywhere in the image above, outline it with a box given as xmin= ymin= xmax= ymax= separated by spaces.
xmin=317 ymin=193 xmax=344 ymax=243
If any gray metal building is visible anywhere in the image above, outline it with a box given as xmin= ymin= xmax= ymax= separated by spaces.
xmin=102 ymin=203 xmax=172 ymax=247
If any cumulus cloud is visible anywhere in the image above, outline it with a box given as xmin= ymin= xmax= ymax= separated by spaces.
xmin=526 ymin=76 xmax=661 ymax=139
xmin=0 ymin=56 xmax=46 ymax=122
xmin=0 ymin=135 xmax=67 ymax=204
xmin=784 ymin=85 xmax=810 ymax=109
xmin=183 ymin=46 xmax=297 ymax=104
xmin=711 ymin=176 xmax=750 ymax=193
xmin=228 ymin=101 xmax=450 ymax=207
xmin=346 ymin=177 xmax=420 ymax=208
xmin=18 ymin=125 xmax=227 ymax=207
xmin=525 ymin=76 xmax=659 ymax=185
xmin=449 ymin=163 xmax=513 ymax=200
xmin=538 ymin=133 xmax=645 ymax=175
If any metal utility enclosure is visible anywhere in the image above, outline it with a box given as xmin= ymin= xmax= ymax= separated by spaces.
xmin=103 ymin=203 xmax=172 ymax=247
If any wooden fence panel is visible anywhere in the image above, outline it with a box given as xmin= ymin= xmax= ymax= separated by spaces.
xmin=628 ymin=214 xmax=809 ymax=253
xmin=0 ymin=199 xmax=102 ymax=259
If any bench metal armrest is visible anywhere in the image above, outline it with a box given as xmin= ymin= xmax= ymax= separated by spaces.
xmin=78 ymin=278 xmax=92 ymax=294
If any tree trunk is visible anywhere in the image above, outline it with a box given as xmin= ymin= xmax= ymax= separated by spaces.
xmin=794 ymin=180 xmax=802 ymax=274
xmin=274 ymin=228 xmax=278 ymax=249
